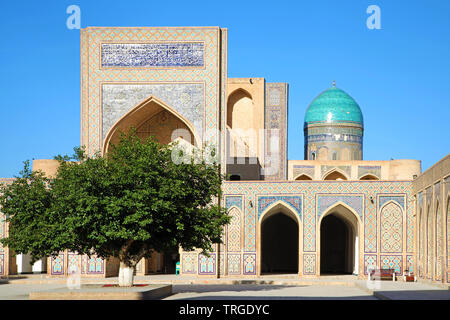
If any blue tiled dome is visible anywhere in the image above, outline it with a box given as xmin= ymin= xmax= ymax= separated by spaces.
xmin=304 ymin=86 xmax=363 ymax=125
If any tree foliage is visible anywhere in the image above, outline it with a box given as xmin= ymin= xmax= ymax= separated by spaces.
xmin=0 ymin=130 xmax=230 ymax=267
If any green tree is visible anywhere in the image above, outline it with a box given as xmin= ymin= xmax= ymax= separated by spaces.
xmin=0 ymin=131 xmax=229 ymax=286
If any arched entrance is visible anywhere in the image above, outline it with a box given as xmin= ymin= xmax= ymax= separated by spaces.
xmin=102 ymin=95 xmax=198 ymax=275
xmin=319 ymin=203 xmax=360 ymax=275
xmin=259 ymin=203 xmax=300 ymax=275
xmin=103 ymin=95 xmax=200 ymax=154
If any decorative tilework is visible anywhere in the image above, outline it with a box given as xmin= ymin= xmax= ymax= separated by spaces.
xmin=181 ymin=253 xmax=197 ymax=274
xmin=380 ymin=255 xmax=402 ymax=275
xmin=67 ymin=253 xmax=79 ymax=274
xmin=380 ymin=202 xmax=403 ymax=253
xmin=243 ymin=253 xmax=256 ymax=275
xmin=447 ymin=197 xmax=450 ymax=283
xmin=303 ymin=254 xmax=316 ymax=275
xmin=244 ymin=196 xmax=256 ymax=252
xmin=101 ymin=42 xmax=205 ymax=68
xmin=198 ymin=254 xmax=216 ymax=275
xmin=81 ymin=27 xmax=222 ymax=156
xmin=220 ymin=181 xmax=412 ymax=276
xmin=364 ymin=254 xmax=377 ymax=275
xmin=317 ymin=194 xmax=363 ymax=220
xmin=227 ymin=254 xmax=241 ymax=275
xmin=219 ymin=253 xmax=225 ymax=276
xmin=51 ymin=254 xmax=65 ymax=275
xmin=406 ymin=255 xmax=414 ymax=273
xmin=225 ymin=196 xmax=243 ymax=210
xmin=427 ymin=207 xmax=433 ymax=279
xmin=364 ymin=198 xmax=377 ymax=253
xmin=435 ymin=202 xmax=443 ymax=281
xmin=87 ymin=256 xmax=104 ymax=274
xmin=102 ymin=83 xmax=204 ymax=142
xmin=227 ymin=207 xmax=241 ymax=252
xmin=257 ymin=195 xmax=302 ymax=220
xmin=379 ymin=195 xmax=405 ymax=210
xmin=264 ymin=83 xmax=288 ymax=180
xmin=0 ymin=214 xmax=5 ymax=253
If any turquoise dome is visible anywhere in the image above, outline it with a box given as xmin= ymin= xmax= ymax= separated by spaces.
xmin=304 ymin=87 xmax=363 ymax=125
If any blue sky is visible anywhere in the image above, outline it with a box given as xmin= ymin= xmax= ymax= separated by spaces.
xmin=0 ymin=0 xmax=449 ymax=177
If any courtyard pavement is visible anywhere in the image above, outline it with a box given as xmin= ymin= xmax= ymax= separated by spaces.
xmin=0 ymin=274 xmax=448 ymax=300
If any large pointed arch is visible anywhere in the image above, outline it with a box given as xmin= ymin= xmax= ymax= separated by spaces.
xmin=257 ymin=201 xmax=301 ymax=275
xmin=318 ymin=202 xmax=361 ymax=275
xmin=102 ymin=95 xmax=201 ymax=155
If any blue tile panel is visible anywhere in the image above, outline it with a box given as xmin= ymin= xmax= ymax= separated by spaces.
xmin=101 ymin=42 xmax=204 ymax=67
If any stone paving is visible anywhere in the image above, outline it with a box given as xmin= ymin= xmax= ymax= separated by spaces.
xmin=0 ymin=274 xmax=448 ymax=300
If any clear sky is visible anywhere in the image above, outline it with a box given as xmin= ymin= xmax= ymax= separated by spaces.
xmin=0 ymin=0 xmax=449 ymax=177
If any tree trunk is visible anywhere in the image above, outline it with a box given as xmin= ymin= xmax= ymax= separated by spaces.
xmin=118 ymin=261 xmax=134 ymax=287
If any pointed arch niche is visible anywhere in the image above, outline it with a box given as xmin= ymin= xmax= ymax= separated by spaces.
xmin=226 ymin=89 xmax=256 ymax=158
xmin=294 ymin=174 xmax=313 ymax=181
xmin=257 ymin=201 xmax=301 ymax=275
xmin=323 ymin=169 xmax=348 ymax=181
xmin=102 ymin=96 xmax=200 ymax=154
xmin=318 ymin=203 xmax=361 ymax=275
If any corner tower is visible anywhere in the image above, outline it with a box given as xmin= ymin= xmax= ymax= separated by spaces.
xmin=304 ymin=82 xmax=364 ymax=161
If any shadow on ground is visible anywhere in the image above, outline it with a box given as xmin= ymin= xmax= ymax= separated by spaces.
xmin=172 ymin=284 xmax=303 ymax=293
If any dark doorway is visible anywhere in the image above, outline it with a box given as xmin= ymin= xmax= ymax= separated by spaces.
xmin=261 ymin=213 xmax=298 ymax=274
xmin=320 ymin=214 xmax=350 ymax=274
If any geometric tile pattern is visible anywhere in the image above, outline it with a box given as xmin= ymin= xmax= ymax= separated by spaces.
xmin=181 ymin=253 xmax=197 ymax=274
xmin=447 ymin=197 xmax=450 ymax=283
xmin=198 ymin=254 xmax=216 ymax=275
xmin=227 ymin=207 xmax=241 ymax=252
xmin=406 ymin=255 xmax=414 ymax=273
xmin=67 ymin=253 xmax=79 ymax=274
xmin=243 ymin=253 xmax=256 ymax=275
xmin=427 ymin=209 xmax=433 ymax=279
xmin=220 ymin=180 xmax=413 ymax=277
xmin=81 ymin=27 xmax=223 ymax=157
xmin=0 ymin=214 xmax=4 ymax=253
xmin=317 ymin=194 xmax=363 ymax=220
xmin=51 ymin=254 xmax=65 ymax=275
xmin=380 ymin=255 xmax=402 ymax=275
xmin=257 ymin=195 xmax=302 ymax=220
xmin=364 ymin=254 xmax=377 ymax=275
xmin=435 ymin=202 xmax=443 ymax=281
xmin=227 ymin=253 xmax=241 ymax=275
xmin=379 ymin=195 xmax=405 ymax=210
xmin=303 ymin=254 xmax=316 ymax=275
xmin=87 ymin=256 xmax=104 ymax=274
xmin=380 ymin=202 xmax=403 ymax=253
xmin=225 ymin=196 xmax=243 ymax=210
xmin=264 ymin=83 xmax=288 ymax=180
xmin=364 ymin=198 xmax=377 ymax=253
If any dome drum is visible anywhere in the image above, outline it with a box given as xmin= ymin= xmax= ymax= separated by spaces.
xmin=304 ymin=85 xmax=364 ymax=161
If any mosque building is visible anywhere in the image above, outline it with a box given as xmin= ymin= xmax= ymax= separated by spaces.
xmin=0 ymin=27 xmax=448 ymax=282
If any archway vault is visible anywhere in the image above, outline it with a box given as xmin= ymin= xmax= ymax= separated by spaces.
xmin=102 ymin=95 xmax=201 ymax=155
xmin=318 ymin=202 xmax=361 ymax=276
xmin=257 ymin=201 xmax=302 ymax=276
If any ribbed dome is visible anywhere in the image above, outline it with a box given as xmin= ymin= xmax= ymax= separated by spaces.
xmin=304 ymin=86 xmax=363 ymax=125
